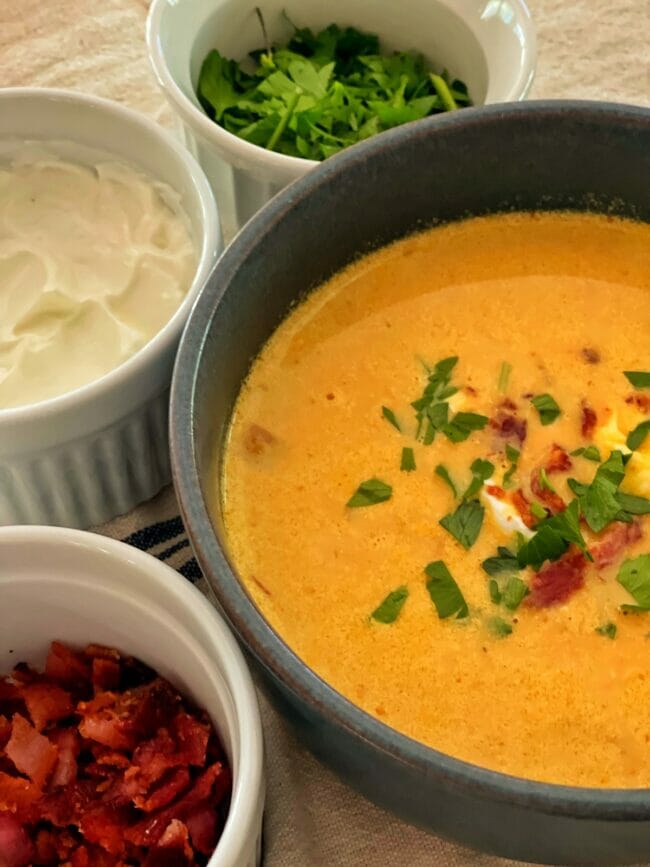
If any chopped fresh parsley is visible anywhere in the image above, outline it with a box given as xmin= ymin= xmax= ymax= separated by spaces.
xmin=595 ymin=622 xmax=617 ymax=639
xmin=517 ymin=500 xmax=590 ymax=570
xmin=570 ymin=445 xmax=602 ymax=462
xmin=531 ymin=393 xmax=561 ymax=425
xmin=578 ymin=450 xmax=628 ymax=533
xmin=412 ymin=357 xmax=457 ymax=442
xmin=538 ymin=468 xmax=557 ymax=493
xmin=371 ymin=585 xmax=409 ymax=623
xmin=617 ymin=554 xmax=650 ymax=611
xmin=624 ymin=371 xmax=650 ymax=389
xmin=425 ymin=560 xmax=468 ymax=619
xmin=347 ymin=478 xmax=392 ymax=508
xmin=462 ymin=458 xmax=494 ymax=500
xmin=530 ymin=501 xmax=547 ymax=521
xmin=497 ymin=361 xmax=512 ymax=393
xmin=627 ymin=420 xmax=650 ymax=451
xmin=488 ymin=616 xmax=513 ymax=638
xmin=382 ymin=406 xmax=401 ymax=432
xmin=502 ymin=576 xmax=530 ymax=611
xmin=617 ymin=492 xmax=650 ymax=515
xmin=482 ymin=546 xmax=520 ymax=576
xmin=400 ymin=447 xmax=416 ymax=472
xmin=442 ymin=411 xmax=489 ymax=443
xmin=489 ymin=579 xmax=502 ymax=604
xmin=439 ymin=499 xmax=484 ymax=549
xmin=503 ymin=443 xmax=520 ymax=488
xmin=435 ymin=464 xmax=458 ymax=498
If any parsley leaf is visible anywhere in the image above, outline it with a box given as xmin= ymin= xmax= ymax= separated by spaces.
xmin=538 ymin=468 xmax=557 ymax=493
xmin=624 ymin=371 xmax=650 ymax=389
xmin=617 ymin=555 xmax=650 ymax=610
xmin=439 ymin=499 xmax=484 ymax=549
xmin=517 ymin=500 xmax=589 ymax=570
xmin=570 ymin=445 xmax=601 ymax=462
xmin=425 ymin=560 xmax=468 ymax=619
xmin=487 ymin=616 xmax=513 ymax=638
xmin=579 ymin=450 xmax=627 ymax=533
xmin=627 ymin=420 xmax=650 ymax=451
xmin=482 ymin=546 xmax=520 ymax=576
xmin=442 ymin=412 xmax=489 ymax=443
xmin=488 ymin=579 xmax=502 ymax=604
xmin=497 ymin=361 xmax=512 ymax=393
xmin=371 ymin=585 xmax=409 ymax=623
xmin=462 ymin=458 xmax=495 ymax=500
xmin=503 ymin=443 xmax=520 ymax=487
xmin=435 ymin=464 xmax=458 ymax=497
xmin=502 ymin=576 xmax=530 ymax=611
xmin=617 ymin=493 xmax=650 ymax=515
xmin=530 ymin=501 xmax=547 ymax=520
xmin=595 ymin=622 xmax=617 ymax=639
xmin=382 ymin=406 xmax=401 ymax=432
xmin=531 ymin=393 xmax=561 ymax=425
xmin=347 ymin=478 xmax=392 ymax=508
xmin=400 ymin=447 xmax=416 ymax=472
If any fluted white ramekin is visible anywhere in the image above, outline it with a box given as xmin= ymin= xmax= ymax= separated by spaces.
xmin=0 ymin=526 xmax=265 ymax=867
xmin=0 ymin=88 xmax=221 ymax=528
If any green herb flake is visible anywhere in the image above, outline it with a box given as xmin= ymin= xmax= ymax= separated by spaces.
xmin=530 ymin=501 xmax=547 ymax=521
xmin=579 ymin=450 xmax=628 ymax=533
xmin=435 ymin=464 xmax=458 ymax=498
xmin=502 ymin=443 xmax=520 ymax=488
xmin=531 ymin=393 xmax=561 ymax=426
xmin=487 ymin=616 xmax=513 ymax=638
xmin=400 ymin=447 xmax=416 ymax=472
xmin=497 ymin=361 xmax=512 ymax=393
xmin=439 ymin=499 xmax=485 ymax=550
xmin=624 ymin=371 xmax=650 ymax=389
xmin=462 ymin=458 xmax=495 ymax=500
xmin=570 ymin=445 xmax=602 ymax=462
xmin=617 ymin=493 xmax=650 ymax=515
xmin=442 ymin=412 xmax=489 ymax=444
xmin=627 ymin=420 xmax=650 ymax=451
xmin=502 ymin=576 xmax=530 ymax=611
xmin=382 ymin=406 xmax=401 ymax=432
xmin=488 ymin=579 xmax=502 ymax=604
xmin=595 ymin=622 xmax=617 ymax=639
xmin=538 ymin=468 xmax=557 ymax=494
xmin=371 ymin=585 xmax=409 ymax=624
xmin=482 ymin=546 xmax=520 ymax=576
xmin=517 ymin=500 xmax=590 ymax=570
xmin=347 ymin=478 xmax=392 ymax=508
xmin=617 ymin=554 xmax=650 ymax=611
xmin=505 ymin=444 xmax=520 ymax=463
xmin=425 ymin=560 xmax=469 ymax=619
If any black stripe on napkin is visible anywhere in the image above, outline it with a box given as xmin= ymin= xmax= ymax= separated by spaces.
xmin=121 ymin=517 xmax=203 ymax=584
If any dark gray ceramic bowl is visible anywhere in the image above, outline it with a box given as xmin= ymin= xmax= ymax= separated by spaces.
xmin=171 ymin=101 xmax=650 ymax=866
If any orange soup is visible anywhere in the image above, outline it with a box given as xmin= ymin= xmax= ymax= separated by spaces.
xmin=219 ymin=212 xmax=650 ymax=787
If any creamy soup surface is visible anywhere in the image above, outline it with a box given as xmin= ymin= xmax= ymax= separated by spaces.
xmin=220 ymin=212 xmax=650 ymax=787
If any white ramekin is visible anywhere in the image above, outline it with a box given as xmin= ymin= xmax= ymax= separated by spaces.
xmin=0 ymin=88 xmax=221 ymax=529
xmin=146 ymin=0 xmax=536 ymax=234
xmin=0 ymin=525 xmax=265 ymax=867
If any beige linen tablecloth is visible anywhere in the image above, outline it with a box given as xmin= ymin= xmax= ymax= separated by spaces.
xmin=2 ymin=2 xmax=648 ymax=864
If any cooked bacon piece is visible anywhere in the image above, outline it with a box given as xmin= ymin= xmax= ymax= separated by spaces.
xmin=134 ymin=767 xmax=191 ymax=813
xmin=6 ymin=714 xmax=58 ymax=788
xmin=40 ymin=779 xmax=97 ymax=828
xmin=490 ymin=404 xmax=527 ymax=446
xmin=10 ymin=664 xmax=40 ymax=686
xmin=185 ymin=805 xmax=219 ymax=856
xmin=92 ymin=659 xmax=121 ymax=693
xmin=511 ymin=489 xmax=537 ymax=529
xmin=591 ymin=521 xmax=643 ymax=569
xmin=49 ymin=728 xmax=80 ymax=788
xmin=531 ymin=470 xmax=566 ymax=515
xmin=485 ymin=485 xmax=506 ymax=499
xmin=0 ymin=678 xmax=22 ymax=705
xmin=0 ymin=772 xmax=41 ymax=816
xmin=21 ymin=683 xmax=72 ymax=732
xmin=244 ymin=423 xmax=275 ymax=455
xmin=545 ymin=443 xmax=572 ymax=474
xmin=0 ymin=812 xmax=34 ymax=867
xmin=527 ymin=550 xmax=587 ymax=608
xmin=173 ymin=712 xmax=210 ymax=768
xmin=626 ymin=393 xmax=650 ymax=413
xmin=580 ymin=401 xmax=597 ymax=438
xmin=79 ymin=806 xmax=130 ymax=856
xmin=45 ymin=642 xmax=91 ymax=690
xmin=581 ymin=347 xmax=601 ymax=364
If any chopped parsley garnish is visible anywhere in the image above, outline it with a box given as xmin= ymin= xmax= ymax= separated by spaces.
xmin=462 ymin=458 xmax=494 ymax=500
xmin=531 ymin=393 xmax=561 ymax=425
xmin=577 ymin=450 xmax=628 ymax=533
xmin=624 ymin=371 xmax=650 ymax=389
xmin=570 ymin=445 xmax=601 ymax=462
xmin=442 ymin=411 xmax=489 ymax=443
xmin=400 ymin=447 xmax=416 ymax=472
xmin=617 ymin=554 xmax=650 ymax=611
xmin=347 ymin=478 xmax=392 ymax=508
xmin=595 ymin=622 xmax=617 ymax=639
xmin=371 ymin=585 xmax=409 ymax=623
xmin=617 ymin=493 xmax=650 ymax=515
xmin=538 ymin=468 xmax=557 ymax=493
xmin=627 ymin=420 xmax=650 ymax=451
xmin=502 ymin=576 xmax=530 ymax=611
xmin=517 ymin=500 xmax=590 ymax=570
xmin=488 ymin=616 xmax=513 ymax=638
xmin=381 ymin=406 xmax=401 ymax=432
xmin=425 ymin=560 xmax=468 ymax=619
xmin=489 ymin=579 xmax=502 ymax=604
xmin=497 ymin=361 xmax=512 ymax=393
xmin=439 ymin=499 xmax=484 ymax=550
xmin=435 ymin=464 xmax=458 ymax=497
xmin=482 ymin=546 xmax=520 ymax=576
xmin=503 ymin=443 xmax=520 ymax=487
xmin=530 ymin=501 xmax=547 ymax=521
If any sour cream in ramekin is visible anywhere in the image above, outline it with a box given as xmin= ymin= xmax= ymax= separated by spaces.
xmin=0 ymin=147 xmax=196 ymax=409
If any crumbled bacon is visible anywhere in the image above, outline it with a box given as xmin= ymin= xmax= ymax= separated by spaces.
xmin=626 ymin=393 xmax=650 ymax=413
xmin=485 ymin=485 xmax=506 ymax=499
xmin=581 ymin=347 xmax=601 ymax=364
xmin=531 ymin=470 xmax=566 ymax=515
xmin=526 ymin=550 xmax=587 ymax=608
xmin=244 ymin=423 xmax=275 ymax=455
xmin=580 ymin=401 xmax=597 ymax=438
xmin=591 ymin=521 xmax=643 ymax=569
xmin=0 ymin=642 xmax=230 ymax=865
xmin=490 ymin=401 xmax=527 ymax=446
xmin=545 ymin=443 xmax=572 ymax=474
xmin=511 ymin=489 xmax=537 ymax=529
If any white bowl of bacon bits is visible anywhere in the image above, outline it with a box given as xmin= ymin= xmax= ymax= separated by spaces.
xmin=0 ymin=526 xmax=264 ymax=867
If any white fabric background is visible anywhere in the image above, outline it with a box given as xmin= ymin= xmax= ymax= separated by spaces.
xmin=1 ymin=2 xmax=648 ymax=864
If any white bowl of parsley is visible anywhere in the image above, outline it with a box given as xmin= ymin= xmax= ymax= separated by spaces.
xmin=147 ymin=0 xmax=536 ymax=235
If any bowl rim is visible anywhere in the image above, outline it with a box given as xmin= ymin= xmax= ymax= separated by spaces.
xmin=0 ymin=524 xmax=264 ymax=866
xmin=0 ymin=87 xmax=220 ymax=427
xmin=171 ymin=98 xmax=650 ymax=820
xmin=145 ymin=0 xmax=537 ymax=176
